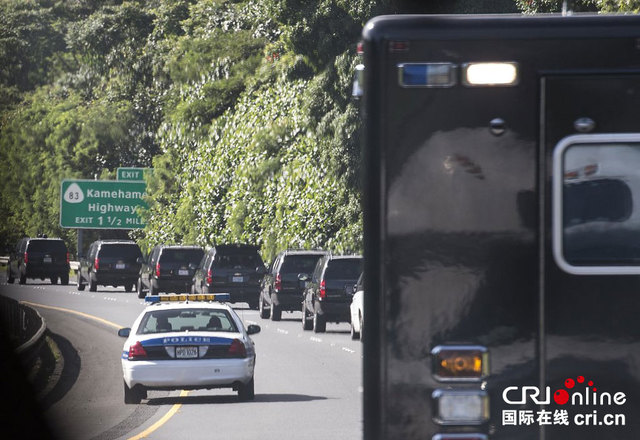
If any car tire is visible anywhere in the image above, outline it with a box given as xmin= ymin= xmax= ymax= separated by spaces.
xmin=124 ymin=283 xmax=133 ymax=292
xmin=77 ymin=273 xmax=85 ymax=291
xmin=89 ymin=277 xmax=97 ymax=292
xmin=259 ymin=295 xmax=269 ymax=319
xmin=19 ymin=273 xmax=26 ymax=284
xmin=313 ymin=311 xmax=326 ymax=333
xmin=137 ymin=279 xmax=146 ymax=299
xmin=50 ymin=276 xmax=58 ymax=285
xmin=247 ymin=299 xmax=259 ymax=310
xmin=302 ymin=303 xmax=313 ymax=331
xmin=350 ymin=319 xmax=360 ymax=340
xmin=124 ymin=381 xmax=142 ymax=404
xmin=270 ymin=301 xmax=281 ymax=321
xmin=238 ymin=377 xmax=255 ymax=401
xmin=7 ymin=267 xmax=15 ymax=284
xmin=60 ymin=273 xmax=69 ymax=285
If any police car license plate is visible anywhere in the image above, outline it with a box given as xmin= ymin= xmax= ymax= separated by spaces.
xmin=178 ymin=269 xmax=189 ymax=276
xmin=176 ymin=346 xmax=198 ymax=359
xmin=43 ymin=257 xmax=52 ymax=263
xmin=116 ymin=263 xmax=125 ymax=269
xmin=232 ymin=276 xmax=244 ymax=282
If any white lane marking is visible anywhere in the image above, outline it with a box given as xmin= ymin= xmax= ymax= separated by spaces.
xmin=342 ymin=347 xmax=355 ymax=354
xmin=277 ymin=328 xmax=289 ymax=335
xmin=310 ymin=337 xmax=323 ymax=343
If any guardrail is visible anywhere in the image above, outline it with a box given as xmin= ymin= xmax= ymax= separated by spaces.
xmin=0 ymin=295 xmax=47 ymax=362
xmin=0 ymin=256 xmax=8 ymax=265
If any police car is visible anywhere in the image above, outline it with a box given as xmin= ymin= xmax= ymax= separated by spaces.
xmin=118 ymin=293 xmax=260 ymax=404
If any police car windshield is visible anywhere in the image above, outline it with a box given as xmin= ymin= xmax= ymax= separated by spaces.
xmin=137 ymin=308 xmax=239 ymax=334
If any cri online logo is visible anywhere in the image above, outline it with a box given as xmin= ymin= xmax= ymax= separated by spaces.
xmin=503 ymin=376 xmax=626 ymax=406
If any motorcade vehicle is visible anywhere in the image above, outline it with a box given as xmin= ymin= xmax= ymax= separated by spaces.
xmin=117 ymin=293 xmax=260 ymax=403
xmin=349 ymin=272 xmax=364 ymax=341
xmin=301 ymin=254 xmax=363 ymax=333
xmin=77 ymin=240 xmax=142 ymax=292
xmin=137 ymin=245 xmax=204 ymax=298
xmin=259 ymin=249 xmax=327 ymax=321
xmin=7 ymin=237 xmax=70 ymax=285
xmin=191 ymin=244 xmax=266 ymax=309
xmin=359 ymin=13 xmax=640 ymax=440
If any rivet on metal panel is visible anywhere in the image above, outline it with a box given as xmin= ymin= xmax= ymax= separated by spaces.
xmin=489 ymin=118 xmax=506 ymax=136
xmin=574 ymin=117 xmax=595 ymax=133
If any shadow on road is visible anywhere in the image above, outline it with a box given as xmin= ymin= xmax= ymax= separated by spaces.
xmin=40 ymin=332 xmax=81 ymax=410
xmin=147 ymin=392 xmax=329 ymax=405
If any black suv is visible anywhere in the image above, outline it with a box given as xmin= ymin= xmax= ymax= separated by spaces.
xmin=137 ymin=245 xmax=204 ymax=298
xmin=259 ymin=250 xmax=327 ymax=321
xmin=7 ymin=237 xmax=70 ymax=285
xmin=191 ymin=244 xmax=266 ymax=309
xmin=302 ymin=254 xmax=363 ymax=333
xmin=78 ymin=240 xmax=142 ymax=292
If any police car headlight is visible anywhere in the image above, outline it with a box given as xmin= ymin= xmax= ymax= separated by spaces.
xmin=432 ymin=390 xmax=489 ymax=425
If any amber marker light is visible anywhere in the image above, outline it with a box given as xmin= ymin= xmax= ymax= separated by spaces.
xmin=432 ymin=345 xmax=489 ymax=381
xmin=463 ymin=62 xmax=518 ymax=86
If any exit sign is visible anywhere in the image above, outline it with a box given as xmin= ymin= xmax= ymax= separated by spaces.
xmin=60 ymin=180 xmax=147 ymax=229
xmin=117 ymin=167 xmax=151 ymax=181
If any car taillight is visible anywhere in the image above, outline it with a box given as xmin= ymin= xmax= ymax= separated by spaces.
xmin=319 ymin=279 xmax=326 ymax=299
xmin=94 ymin=258 xmax=99 ymax=270
xmin=155 ymin=263 xmax=161 ymax=277
xmin=275 ymin=273 xmax=281 ymax=291
xmin=24 ymin=252 xmax=28 ymax=264
xmin=228 ymin=339 xmax=247 ymax=358
xmin=66 ymin=252 xmax=70 ymax=264
xmin=207 ymin=269 xmax=213 ymax=284
xmin=128 ymin=341 xmax=147 ymax=360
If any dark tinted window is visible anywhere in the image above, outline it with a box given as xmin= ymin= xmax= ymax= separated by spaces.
xmin=215 ymin=250 xmax=263 ymax=269
xmin=324 ymin=259 xmax=363 ymax=280
xmin=27 ymin=240 xmax=67 ymax=253
xmin=160 ymin=248 xmax=204 ymax=264
xmin=99 ymin=244 xmax=142 ymax=259
xmin=281 ymin=255 xmax=325 ymax=274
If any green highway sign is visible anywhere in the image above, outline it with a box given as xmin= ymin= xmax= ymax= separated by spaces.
xmin=117 ymin=167 xmax=151 ymax=181
xmin=60 ymin=180 xmax=147 ymax=229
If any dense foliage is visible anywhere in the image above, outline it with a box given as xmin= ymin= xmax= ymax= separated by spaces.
xmin=0 ymin=0 xmax=637 ymax=260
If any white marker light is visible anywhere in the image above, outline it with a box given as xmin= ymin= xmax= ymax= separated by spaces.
xmin=433 ymin=390 xmax=489 ymax=425
xmin=463 ymin=62 xmax=518 ymax=86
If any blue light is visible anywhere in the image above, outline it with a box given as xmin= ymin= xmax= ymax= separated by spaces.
xmin=145 ymin=296 xmax=160 ymax=303
xmin=214 ymin=293 xmax=230 ymax=302
xmin=398 ymin=63 xmax=456 ymax=88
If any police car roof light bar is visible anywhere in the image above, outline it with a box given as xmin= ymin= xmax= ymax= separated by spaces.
xmin=144 ymin=293 xmax=231 ymax=303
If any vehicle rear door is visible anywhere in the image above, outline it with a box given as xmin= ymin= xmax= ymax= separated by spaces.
xmin=543 ymin=74 xmax=640 ymax=438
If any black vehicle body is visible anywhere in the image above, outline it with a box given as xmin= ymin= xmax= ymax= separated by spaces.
xmin=259 ymin=250 xmax=328 ymax=320
xmin=7 ymin=238 xmax=70 ymax=285
xmin=137 ymin=245 xmax=204 ymax=297
xmin=302 ymin=255 xmax=363 ymax=333
xmin=361 ymin=14 xmax=640 ymax=440
xmin=78 ymin=240 xmax=142 ymax=292
xmin=191 ymin=244 xmax=265 ymax=309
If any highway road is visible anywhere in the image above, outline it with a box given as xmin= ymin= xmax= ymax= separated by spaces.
xmin=0 ymin=277 xmax=363 ymax=440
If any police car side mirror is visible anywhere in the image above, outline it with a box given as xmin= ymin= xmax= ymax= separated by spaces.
xmin=118 ymin=328 xmax=131 ymax=338
xmin=247 ymin=324 xmax=261 ymax=335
